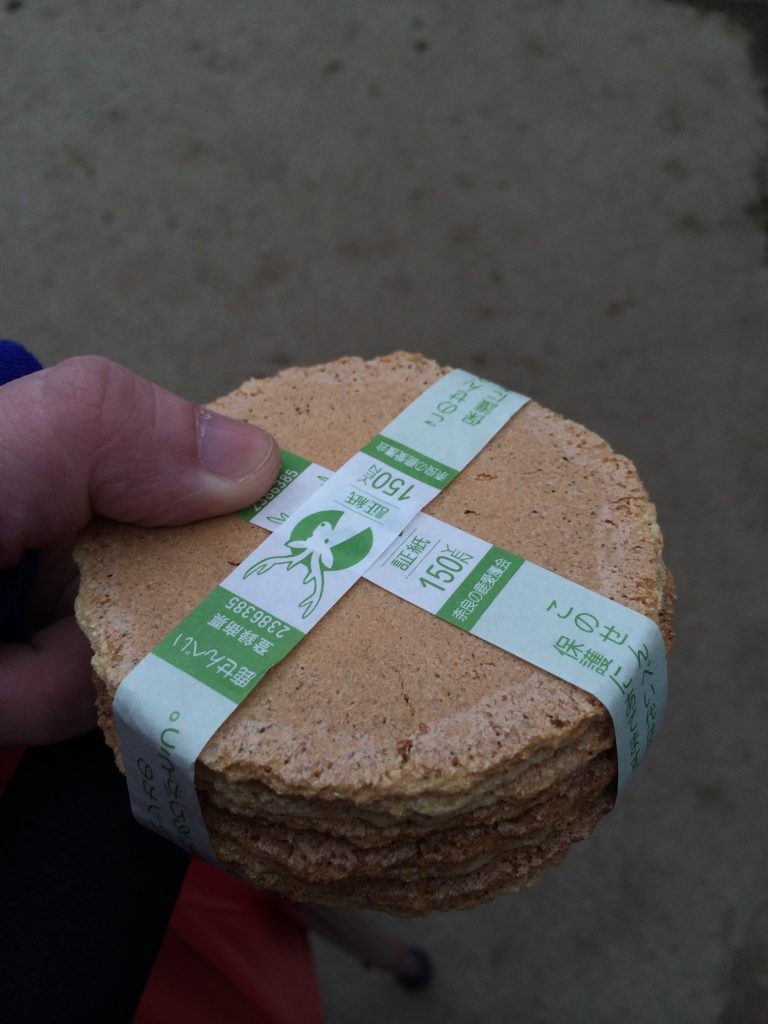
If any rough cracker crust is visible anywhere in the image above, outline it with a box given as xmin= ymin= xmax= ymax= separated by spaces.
xmin=214 ymin=791 xmax=612 ymax=916
xmin=200 ymin=756 xmax=614 ymax=883
xmin=76 ymin=353 xmax=671 ymax=803
xmin=74 ymin=353 xmax=673 ymax=914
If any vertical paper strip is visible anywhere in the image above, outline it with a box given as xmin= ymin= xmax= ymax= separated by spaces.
xmin=114 ymin=371 xmax=529 ymax=859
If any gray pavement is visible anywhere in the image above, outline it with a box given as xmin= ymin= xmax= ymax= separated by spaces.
xmin=2 ymin=2 xmax=767 ymax=1021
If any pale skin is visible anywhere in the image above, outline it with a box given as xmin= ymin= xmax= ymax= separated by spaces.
xmin=0 ymin=355 xmax=280 ymax=746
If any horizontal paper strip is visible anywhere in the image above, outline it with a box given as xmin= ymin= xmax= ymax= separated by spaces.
xmin=241 ymin=451 xmax=668 ymax=797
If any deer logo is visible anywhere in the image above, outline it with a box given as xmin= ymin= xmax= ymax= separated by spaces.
xmin=244 ymin=510 xmax=374 ymax=619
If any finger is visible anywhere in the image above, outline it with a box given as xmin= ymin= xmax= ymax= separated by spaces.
xmin=0 ymin=356 xmax=280 ymax=569
xmin=0 ymin=616 xmax=97 ymax=746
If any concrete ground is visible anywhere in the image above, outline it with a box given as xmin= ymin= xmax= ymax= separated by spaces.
xmin=2 ymin=1 xmax=766 ymax=1021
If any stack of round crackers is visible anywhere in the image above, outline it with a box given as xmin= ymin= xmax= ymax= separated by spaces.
xmin=75 ymin=353 xmax=674 ymax=915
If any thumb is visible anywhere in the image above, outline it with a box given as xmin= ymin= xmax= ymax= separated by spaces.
xmin=0 ymin=355 xmax=280 ymax=569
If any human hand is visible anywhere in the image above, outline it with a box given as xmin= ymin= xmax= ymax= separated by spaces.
xmin=0 ymin=354 xmax=280 ymax=746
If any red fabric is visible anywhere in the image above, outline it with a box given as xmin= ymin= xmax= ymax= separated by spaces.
xmin=2 ymin=750 xmax=323 ymax=1024
xmin=136 ymin=858 xmax=324 ymax=1024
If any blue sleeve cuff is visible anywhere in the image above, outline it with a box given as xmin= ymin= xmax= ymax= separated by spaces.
xmin=0 ymin=340 xmax=44 ymax=641
xmin=0 ymin=340 xmax=43 ymax=387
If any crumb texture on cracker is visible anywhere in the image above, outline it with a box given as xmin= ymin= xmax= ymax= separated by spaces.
xmin=74 ymin=352 xmax=672 ymax=914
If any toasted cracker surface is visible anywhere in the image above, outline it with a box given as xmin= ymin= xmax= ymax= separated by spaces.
xmin=76 ymin=353 xmax=669 ymax=799
xmin=75 ymin=353 xmax=672 ymax=913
